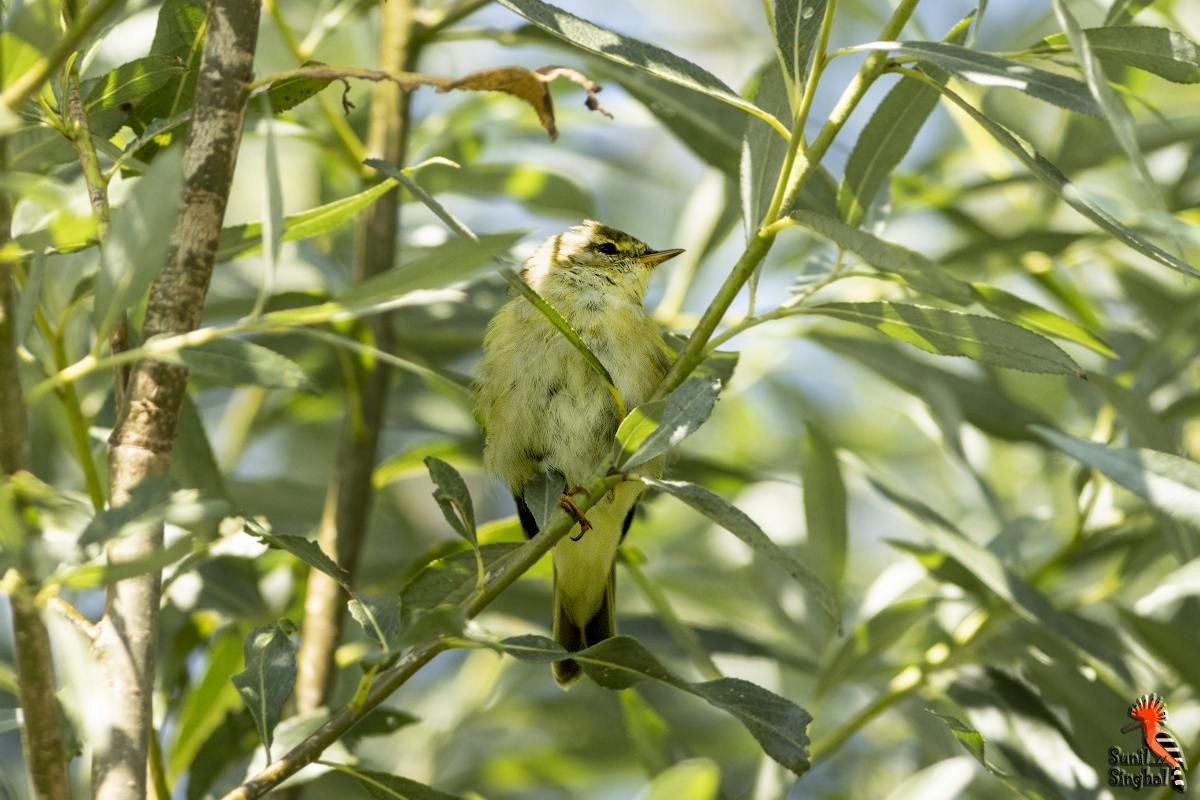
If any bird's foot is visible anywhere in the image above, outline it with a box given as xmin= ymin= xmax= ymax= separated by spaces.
xmin=559 ymin=493 xmax=592 ymax=541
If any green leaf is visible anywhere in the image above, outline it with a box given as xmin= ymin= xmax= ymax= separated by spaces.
xmin=1118 ymin=608 xmax=1200 ymax=690
xmin=1052 ymin=1 xmax=1164 ymax=225
xmin=800 ymin=423 xmax=846 ymax=597
xmin=321 ymin=762 xmax=465 ymax=800
xmin=165 ymin=338 xmax=315 ymax=390
xmin=95 ymin=146 xmax=183 ymax=344
xmin=1032 ymin=27 xmax=1200 ymax=84
xmin=1032 ymin=427 xmax=1200 ymax=528
xmin=929 ymin=711 xmax=1050 ymax=799
xmin=772 ymin=0 xmax=827 ymax=98
xmin=414 ymin=160 xmax=593 ymax=217
xmin=872 ymin=479 xmax=1131 ymax=683
xmin=495 ymin=0 xmax=774 ymax=125
xmin=168 ymin=631 xmax=243 ymax=779
xmin=838 ymin=15 xmax=973 ymax=224
xmin=1104 ymin=0 xmax=1155 ymax=25
xmin=217 ymin=179 xmax=399 ymax=262
xmin=964 ymin=282 xmax=1115 ymax=358
xmin=348 ymin=594 xmax=403 ymax=654
xmin=150 ymin=0 xmax=206 ymax=58
xmin=883 ymin=757 xmax=975 ymax=800
xmin=339 ymin=232 xmax=522 ymax=308
xmin=366 ymin=158 xmax=476 ymax=240
xmin=79 ymin=474 xmax=173 ymax=548
xmin=401 ymin=544 xmax=523 ymax=614
xmin=740 ymin=64 xmax=791 ymax=236
xmin=640 ymin=758 xmax=720 ymax=800
xmin=806 ymin=302 xmax=1085 ymax=377
xmin=247 ymin=522 xmax=349 ymax=590
xmin=865 ymin=41 xmax=1099 ymax=116
xmin=84 ymin=56 xmax=185 ymax=113
xmin=231 ymin=622 xmax=297 ymax=761
xmin=616 ymin=377 xmax=722 ymax=470
xmin=266 ymin=60 xmax=332 ymax=113
xmin=918 ymin=79 xmax=1200 ymax=279
xmin=498 ymin=634 xmax=812 ymax=775
xmin=522 ymin=470 xmax=565 ymax=532
xmin=252 ymin=100 xmax=283 ymax=318
xmin=815 ymin=597 xmax=937 ymax=696
xmin=423 ymin=456 xmax=477 ymax=545
xmin=644 ymin=478 xmax=839 ymax=624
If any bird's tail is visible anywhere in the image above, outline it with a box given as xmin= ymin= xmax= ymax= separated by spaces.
xmin=1170 ymin=766 xmax=1185 ymax=794
xmin=551 ymin=566 xmax=615 ymax=687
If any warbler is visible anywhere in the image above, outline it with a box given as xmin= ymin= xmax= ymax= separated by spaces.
xmin=477 ymin=221 xmax=683 ymax=686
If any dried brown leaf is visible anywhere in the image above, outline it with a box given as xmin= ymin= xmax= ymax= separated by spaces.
xmin=437 ymin=64 xmax=612 ymax=140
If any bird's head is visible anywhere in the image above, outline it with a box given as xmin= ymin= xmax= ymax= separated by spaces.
xmin=1122 ymin=693 xmax=1168 ymax=733
xmin=522 ymin=220 xmax=683 ymax=301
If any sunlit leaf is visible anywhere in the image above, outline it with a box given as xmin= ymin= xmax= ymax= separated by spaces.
xmin=801 ymin=423 xmax=846 ymax=597
xmin=164 ymin=338 xmax=315 ymax=391
xmin=168 ymin=631 xmax=243 ymax=779
xmin=616 ymin=377 xmax=722 ymax=470
xmin=1033 ymin=428 xmax=1200 ymax=528
xmin=929 ymin=711 xmax=1052 ymax=798
xmin=415 ymin=161 xmax=593 ymax=217
xmin=640 ymin=758 xmax=720 ymax=800
xmin=772 ymin=0 xmax=827 ymax=100
xmin=741 ymin=64 xmax=791 ymax=236
xmin=424 ymin=456 xmax=477 ymax=546
xmin=1031 ymin=26 xmax=1200 ymax=84
xmin=806 ymin=302 xmax=1085 ymax=377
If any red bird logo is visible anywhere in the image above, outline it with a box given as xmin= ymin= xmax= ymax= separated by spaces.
xmin=1122 ymin=694 xmax=1187 ymax=794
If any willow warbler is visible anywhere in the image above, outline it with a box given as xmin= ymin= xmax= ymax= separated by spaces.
xmin=477 ymin=221 xmax=683 ymax=686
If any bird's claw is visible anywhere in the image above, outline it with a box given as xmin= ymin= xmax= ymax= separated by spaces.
xmin=559 ymin=494 xmax=592 ymax=541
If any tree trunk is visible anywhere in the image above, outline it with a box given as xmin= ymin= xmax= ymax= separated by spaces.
xmin=91 ymin=3 xmax=262 ymax=798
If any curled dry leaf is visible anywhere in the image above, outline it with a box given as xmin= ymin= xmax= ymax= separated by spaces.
xmin=437 ymin=65 xmax=612 ymax=140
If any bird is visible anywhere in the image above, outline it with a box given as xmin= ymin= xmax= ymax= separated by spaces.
xmin=1121 ymin=693 xmax=1187 ymax=794
xmin=476 ymin=220 xmax=682 ymax=686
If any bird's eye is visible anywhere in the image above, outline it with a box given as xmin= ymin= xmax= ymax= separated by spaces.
xmin=595 ymin=242 xmax=619 ymax=255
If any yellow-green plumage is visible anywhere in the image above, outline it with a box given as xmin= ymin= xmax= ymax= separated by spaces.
xmin=476 ymin=221 xmax=680 ymax=686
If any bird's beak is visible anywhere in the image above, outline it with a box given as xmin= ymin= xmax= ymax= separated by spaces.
xmin=638 ymin=248 xmax=685 ymax=268
xmin=1121 ymin=722 xmax=1141 ymax=733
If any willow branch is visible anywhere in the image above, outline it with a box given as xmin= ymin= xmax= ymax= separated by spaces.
xmin=92 ymin=3 xmax=262 ymax=798
xmin=225 ymin=472 xmax=625 ymax=799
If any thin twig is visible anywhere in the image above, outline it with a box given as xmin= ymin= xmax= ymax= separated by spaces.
xmin=47 ymin=596 xmax=97 ymax=641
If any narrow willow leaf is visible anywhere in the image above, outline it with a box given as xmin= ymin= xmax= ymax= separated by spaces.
xmin=523 ymin=470 xmax=566 ymax=532
xmin=165 ymin=338 xmax=315 ymax=390
xmin=815 ymin=597 xmax=937 ymax=696
xmin=917 ymin=78 xmax=1200 ymax=279
xmin=322 ymin=762 xmax=465 ymax=800
xmin=772 ymin=0 xmax=827 ymax=99
xmin=348 ymin=594 xmax=403 ymax=653
xmin=1118 ymin=608 xmax=1200 ymax=691
xmin=266 ymin=59 xmax=332 ymax=113
xmin=252 ymin=99 xmax=283 ymax=318
xmin=79 ymin=475 xmax=175 ymax=548
xmin=616 ymin=377 xmax=722 ymax=469
xmin=495 ymin=0 xmax=772 ymax=124
xmin=231 ymin=622 xmax=297 ymax=761
xmin=247 ymin=522 xmax=349 ymax=590
xmin=365 ymin=158 xmax=477 ymax=240
xmin=94 ymin=147 xmax=183 ymax=343
xmin=498 ymin=634 xmax=812 ymax=775
xmin=806 ymin=302 xmax=1085 ymax=377
xmin=644 ymin=478 xmax=839 ymax=624
xmin=415 ymin=160 xmax=593 ymax=217
xmin=84 ymin=55 xmax=185 ymax=113
xmin=859 ymin=41 xmax=1099 ymax=116
xmin=1052 ymin=1 xmax=1164 ymax=225
xmin=873 ymin=479 xmax=1131 ymax=682
xmin=340 ymin=232 xmax=522 ymax=308
xmin=423 ymin=456 xmax=477 ymax=545
xmin=789 ymin=210 xmax=974 ymax=303
xmin=966 ymin=283 xmax=1114 ymax=358
xmin=1032 ymin=27 xmax=1200 ymax=84
xmin=1033 ymin=427 xmax=1200 ymax=528
xmin=838 ymin=15 xmax=972 ymax=224
xmin=217 ymin=179 xmax=399 ymax=262
xmin=151 ymin=0 xmax=206 ymax=57
xmin=1104 ymin=0 xmax=1155 ymax=25
xmin=740 ymin=64 xmax=791 ymax=237
xmin=928 ymin=711 xmax=1051 ymax=798
xmin=642 ymin=759 xmax=720 ymax=800
xmin=800 ymin=423 xmax=846 ymax=597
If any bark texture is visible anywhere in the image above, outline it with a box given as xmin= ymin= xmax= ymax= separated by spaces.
xmin=1 ymin=191 xmax=71 ymax=799
xmin=294 ymin=0 xmax=417 ymax=714
xmin=91 ymin=3 xmax=261 ymax=798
